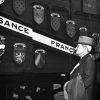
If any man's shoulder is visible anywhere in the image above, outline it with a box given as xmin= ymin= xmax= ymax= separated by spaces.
xmin=81 ymin=54 xmax=94 ymax=64
xmin=83 ymin=54 xmax=94 ymax=60
xmin=89 ymin=54 xmax=94 ymax=59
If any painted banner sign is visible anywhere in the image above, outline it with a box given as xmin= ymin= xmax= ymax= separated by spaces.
xmin=0 ymin=16 xmax=75 ymax=54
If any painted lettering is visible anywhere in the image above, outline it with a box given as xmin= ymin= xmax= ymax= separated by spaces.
xmin=24 ymin=28 xmax=29 ymax=34
xmin=60 ymin=44 xmax=64 ymax=50
xmin=0 ymin=17 xmax=3 ymax=24
xmin=65 ymin=46 xmax=69 ymax=50
xmin=51 ymin=40 xmax=55 ymax=45
xmin=18 ymin=26 xmax=23 ymax=31
xmin=12 ymin=23 xmax=17 ymax=30
xmin=4 ymin=21 xmax=10 ymax=27
xmin=56 ymin=42 xmax=60 ymax=48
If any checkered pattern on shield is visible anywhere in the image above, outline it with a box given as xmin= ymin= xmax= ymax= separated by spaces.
xmin=35 ymin=49 xmax=46 ymax=69
xmin=51 ymin=13 xmax=60 ymax=31
xmin=33 ymin=5 xmax=44 ymax=25
xmin=83 ymin=0 xmax=97 ymax=14
xmin=66 ymin=20 xmax=76 ymax=38
xmin=13 ymin=43 xmax=26 ymax=64
xmin=13 ymin=0 xmax=26 ymax=15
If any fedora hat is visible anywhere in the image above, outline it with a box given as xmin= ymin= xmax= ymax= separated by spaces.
xmin=77 ymin=36 xmax=93 ymax=46
xmin=76 ymin=27 xmax=94 ymax=46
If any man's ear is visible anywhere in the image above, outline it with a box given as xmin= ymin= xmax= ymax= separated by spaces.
xmin=82 ymin=44 xmax=86 ymax=49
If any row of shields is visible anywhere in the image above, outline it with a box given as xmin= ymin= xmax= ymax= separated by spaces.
xmin=0 ymin=0 xmax=97 ymax=38
xmin=0 ymin=0 xmax=76 ymax=38
xmin=0 ymin=34 xmax=100 ymax=66
xmin=0 ymin=35 xmax=46 ymax=69
xmin=14 ymin=0 xmax=97 ymax=38
xmin=33 ymin=4 xmax=76 ymax=38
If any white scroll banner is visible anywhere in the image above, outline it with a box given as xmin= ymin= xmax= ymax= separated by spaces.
xmin=0 ymin=16 xmax=74 ymax=54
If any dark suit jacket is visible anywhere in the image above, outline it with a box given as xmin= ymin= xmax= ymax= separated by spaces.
xmin=70 ymin=54 xmax=96 ymax=100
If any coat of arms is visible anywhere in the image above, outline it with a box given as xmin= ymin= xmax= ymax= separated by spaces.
xmin=66 ymin=20 xmax=76 ymax=38
xmin=33 ymin=5 xmax=44 ymax=24
xmin=13 ymin=0 xmax=26 ymax=15
xmin=51 ymin=13 xmax=61 ymax=31
xmin=35 ymin=49 xmax=46 ymax=69
xmin=13 ymin=43 xmax=26 ymax=64
xmin=0 ymin=35 xmax=5 ymax=57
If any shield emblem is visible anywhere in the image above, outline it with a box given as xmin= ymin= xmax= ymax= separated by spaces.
xmin=79 ymin=27 xmax=87 ymax=36
xmin=92 ymin=33 xmax=100 ymax=53
xmin=35 ymin=49 xmax=46 ymax=69
xmin=51 ymin=13 xmax=60 ymax=31
xmin=83 ymin=0 xmax=97 ymax=14
xmin=13 ymin=0 xmax=26 ymax=15
xmin=66 ymin=20 xmax=76 ymax=38
xmin=0 ymin=35 xmax=5 ymax=57
xmin=92 ymin=33 xmax=100 ymax=45
xmin=33 ymin=5 xmax=44 ymax=24
xmin=13 ymin=43 xmax=26 ymax=64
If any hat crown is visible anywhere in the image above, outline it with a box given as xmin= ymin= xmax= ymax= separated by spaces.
xmin=77 ymin=27 xmax=93 ymax=46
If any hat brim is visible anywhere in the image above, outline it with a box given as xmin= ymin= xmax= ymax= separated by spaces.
xmin=74 ymin=42 xmax=94 ymax=46
xmin=74 ymin=36 xmax=94 ymax=46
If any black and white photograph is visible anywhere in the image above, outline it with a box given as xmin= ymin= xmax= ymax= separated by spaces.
xmin=0 ymin=0 xmax=100 ymax=100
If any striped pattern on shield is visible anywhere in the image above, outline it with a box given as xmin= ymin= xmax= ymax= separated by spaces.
xmin=66 ymin=20 xmax=76 ymax=38
xmin=35 ymin=49 xmax=46 ymax=69
xmin=33 ymin=5 xmax=44 ymax=25
xmin=0 ymin=35 xmax=5 ymax=57
xmin=13 ymin=0 xmax=26 ymax=15
xmin=13 ymin=43 xmax=26 ymax=64
xmin=51 ymin=13 xmax=60 ymax=31
xmin=83 ymin=0 xmax=97 ymax=14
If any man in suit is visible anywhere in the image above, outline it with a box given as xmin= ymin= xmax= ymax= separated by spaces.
xmin=64 ymin=29 xmax=96 ymax=100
